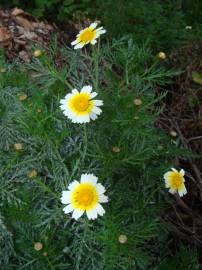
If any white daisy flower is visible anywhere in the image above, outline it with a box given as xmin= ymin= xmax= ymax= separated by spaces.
xmin=61 ymin=173 xmax=108 ymax=220
xmin=185 ymin=25 xmax=192 ymax=30
xmin=71 ymin=22 xmax=106 ymax=49
xmin=164 ymin=168 xmax=187 ymax=197
xmin=60 ymin=85 xmax=103 ymax=124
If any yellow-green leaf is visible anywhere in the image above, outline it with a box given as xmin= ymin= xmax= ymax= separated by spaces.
xmin=192 ymin=71 xmax=202 ymax=85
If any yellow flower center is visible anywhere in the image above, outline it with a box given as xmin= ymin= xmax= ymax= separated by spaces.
xmin=170 ymin=172 xmax=183 ymax=189
xmin=69 ymin=93 xmax=94 ymax=115
xmin=73 ymin=95 xmax=89 ymax=111
xmin=79 ymin=28 xmax=96 ymax=43
xmin=72 ymin=183 xmax=99 ymax=211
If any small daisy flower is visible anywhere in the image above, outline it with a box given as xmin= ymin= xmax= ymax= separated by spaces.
xmin=60 ymin=85 xmax=103 ymax=124
xmin=164 ymin=168 xmax=187 ymax=197
xmin=71 ymin=22 xmax=106 ymax=49
xmin=61 ymin=173 xmax=108 ymax=220
xmin=185 ymin=25 xmax=192 ymax=30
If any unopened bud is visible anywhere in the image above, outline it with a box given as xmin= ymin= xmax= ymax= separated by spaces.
xmin=33 ymin=50 xmax=42 ymax=57
xmin=158 ymin=52 xmax=166 ymax=60
xmin=170 ymin=130 xmax=177 ymax=137
xmin=134 ymin=99 xmax=142 ymax=106
xmin=34 ymin=242 xmax=43 ymax=251
xmin=14 ymin=143 xmax=23 ymax=150
xmin=112 ymin=146 xmax=120 ymax=153
xmin=28 ymin=169 xmax=37 ymax=179
xmin=118 ymin=234 xmax=127 ymax=244
xmin=19 ymin=94 xmax=27 ymax=101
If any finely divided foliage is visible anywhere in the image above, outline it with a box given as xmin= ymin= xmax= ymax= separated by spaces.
xmin=0 ymin=27 xmax=194 ymax=269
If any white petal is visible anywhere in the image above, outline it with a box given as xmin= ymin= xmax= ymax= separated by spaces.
xmin=72 ymin=89 xmax=79 ymax=94
xmin=63 ymin=204 xmax=74 ymax=214
xmin=165 ymin=179 xmax=170 ymax=188
xmin=180 ymin=169 xmax=185 ymax=176
xmin=80 ymin=173 xmax=89 ymax=182
xmin=90 ymin=92 xmax=98 ymax=98
xmin=96 ymin=183 xmax=106 ymax=194
xmin=81 ymin=85 xmax=92 ymax=93
xmin=164 ymin=172 xmax=171 ymax=181
xmin=97 ymin=29 xmax=106 ymax=35
xmin=95 ymin=29 xmax=106 ymax=39
xmin=90 ymin=112 xmax=98 ymax=120
xmin=94 ymin=100 xmax=103 ymax=106
xmin=72 ymin=209 xmax=84 ymax=220
xmin=63 ymin=107 xmax=77 ymax=119
xmin=81 ymin=173 xmax=97 ymax=185
xmin=89 ymin=22 xmax=98 ymax=29
xmin=96 ymin=26 xmax=103 ymax=31
xmin=86 ymin=208 xmax=98 ymax=220
xmin=169 ymin=188 xmax=176 ymax=195
xmin=71 ymin=39 xmax=79 ymax=46
xmin=72 ymin=114 xmax=90 ymax=124
xmin=60 ymin=98 xmax=67 ymax=105
xmin=61 ymin=191 xmax=71 ymax=204
xmin=68 ymin=180 xmax=80 ymax=191
xmin=90 ymin=39 xmax=97 ymax=45
xmin=99 ymin=194 xmax=108 ymax=203
xmin=92 ymin=106 xmax=102 ymax=115
xmin=178 ymin=185 xmax=187 ymax=197
xmin=171 ymin=168 xmax=177 ymax=172
xmin=96 ymin=203 xmax=105 ymax=216
xmin=74 ymin=42 xmax=85 ymax=50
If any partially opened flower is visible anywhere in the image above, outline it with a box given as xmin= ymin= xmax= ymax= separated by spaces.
xmin=71 ymin=22 xmax=106 ymax=49
xmin=164 ymin=168 xmax=187 ymax=197
xmin=60 ymin=85 xmax=103 ymax=124
xmin=61 ymin=173 xmax=108 ymax=220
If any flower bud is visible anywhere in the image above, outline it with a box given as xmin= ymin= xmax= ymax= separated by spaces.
xmin=118 ymin=234 xmax=127 ymax=244
xmin=134 ymin=99 xmax=142 ymax=106
xmin=28 ymin=169 xmax=37 ymax=179
xmin=34 ymin=242 xmax=43 ymax=251
xmin=14 ymin=143 xmax=23 ymax=150
xmin=19 ymin=94 xmax=27 ymax=101
xmin=33 ymin=50 xmax=42 ymax=57
xmin=170 ymin=130 xmax=177 ymax=137
xmin=158 ymin=52 xmax=166 ymax=60
xmin=112 ymin=146 xmax=120 ymax=153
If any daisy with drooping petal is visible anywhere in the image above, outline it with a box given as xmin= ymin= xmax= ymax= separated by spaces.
xmin=71 ymin=22 xmax=106 ymax=49
xmin=60 ymin=85 xmax=103 ymax=124
xmin=164 ymin=168 xmax=187 ymax=197
xmin=61 ymin=173 xmax=108 ymax=220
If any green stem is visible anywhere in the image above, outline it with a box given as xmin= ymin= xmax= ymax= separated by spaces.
xmin=82 ymin=124 xmax=88 ymax=161
xmin=44 ymin=58 xmax=73 ymax=89
xmin=34 ymin=178 xmax=59 ymax=199
xmin=94 ymin=39 xmax=100 ymax=92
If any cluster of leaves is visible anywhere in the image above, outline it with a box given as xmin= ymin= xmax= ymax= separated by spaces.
xmin=95 ymin=0 xmax=202 ymax=51
xmin=0 ymin=39 xmax=199 ymax=269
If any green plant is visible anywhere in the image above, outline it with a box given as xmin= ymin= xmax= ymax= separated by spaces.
xmin=0 ymin=38 xmax=198 ymax=269
xmin=94 ymin=0 xmax=202 ymax=51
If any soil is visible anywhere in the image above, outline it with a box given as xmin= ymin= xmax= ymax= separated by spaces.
xmin=0 ymin=7 xmax=77 ymax=62
xmin=158 ymin=43 xmax=202 ymax=252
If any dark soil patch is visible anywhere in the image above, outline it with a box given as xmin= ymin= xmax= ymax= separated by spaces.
xmin=159 ymin=43 xmax=202 ymax=254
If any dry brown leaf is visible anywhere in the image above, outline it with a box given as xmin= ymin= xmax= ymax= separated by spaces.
xmin=11 ymin=8 xmax=24 ymax=16
xmin=19 ymin=50 xmax=31 ymax=63
xmin=0 ymin=26 xmax=11 ymax=42
xmin=15 ymin=16 xmax=33 ymax=30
